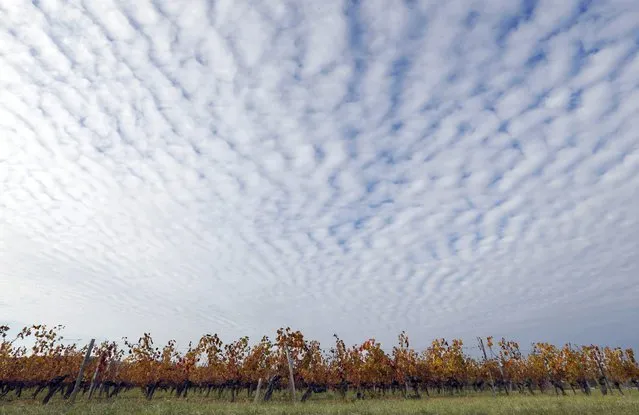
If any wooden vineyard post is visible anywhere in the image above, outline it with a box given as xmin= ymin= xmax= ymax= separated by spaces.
xmin=593 ymin=348 xmax=613 ymax=395
xmin=69 ymin=338 xmax=95 ymax=404
xmin=478 ymin=337 xmax=496 ymax=397
xmin=88 ymin=354 xmax=102 ymax=400
xmin=285 ymin=345 xmax=296 ymax=401
xmin=254 ymin=378 xmax=262 ymax=403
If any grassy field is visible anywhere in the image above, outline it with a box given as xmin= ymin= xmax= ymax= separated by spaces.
xmin=1 ymin=392 xmax=639 ymax=415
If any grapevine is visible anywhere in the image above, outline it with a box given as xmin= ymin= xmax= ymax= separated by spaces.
xmin=1 ymin=325 xmax=637 ymax=404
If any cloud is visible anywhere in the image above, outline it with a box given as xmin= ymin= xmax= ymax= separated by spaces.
xmin=1 ymin=0 xmax=638 ymax=350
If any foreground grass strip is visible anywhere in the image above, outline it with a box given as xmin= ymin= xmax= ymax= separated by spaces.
xmin=2 ymin=394 xmax=639 ymax=415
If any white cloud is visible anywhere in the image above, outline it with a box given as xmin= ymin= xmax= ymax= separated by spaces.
xmin=0 ymin=0 xmax=638 ymax=350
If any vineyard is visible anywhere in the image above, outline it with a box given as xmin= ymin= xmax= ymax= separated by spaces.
xmin=1 ymin=325 xmax=638 ymax=406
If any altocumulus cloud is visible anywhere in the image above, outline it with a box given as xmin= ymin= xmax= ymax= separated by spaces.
xmin=0 ymin=0 xmax=638 ymax=350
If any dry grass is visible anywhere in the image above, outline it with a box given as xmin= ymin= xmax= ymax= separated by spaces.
xmin=1 ymin=390 xmax=638 ymax=415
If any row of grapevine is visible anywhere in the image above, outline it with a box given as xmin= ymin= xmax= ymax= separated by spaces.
xmin=1 ymin=325 xmax=638 ymax=404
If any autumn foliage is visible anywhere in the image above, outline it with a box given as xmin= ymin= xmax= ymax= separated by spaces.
xmin=1 ymin=325 xmax=637 ymax=404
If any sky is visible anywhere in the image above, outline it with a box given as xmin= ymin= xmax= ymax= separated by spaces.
xmin=1 ymin=0 xmax=638 ymax=352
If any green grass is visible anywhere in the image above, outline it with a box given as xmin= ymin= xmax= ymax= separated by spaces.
xmin=1 ymin=391 xmax=639 ymax=415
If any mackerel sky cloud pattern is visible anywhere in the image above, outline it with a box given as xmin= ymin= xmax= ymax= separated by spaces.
xmin=1 ymin=0 xmax=638 ymax=349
